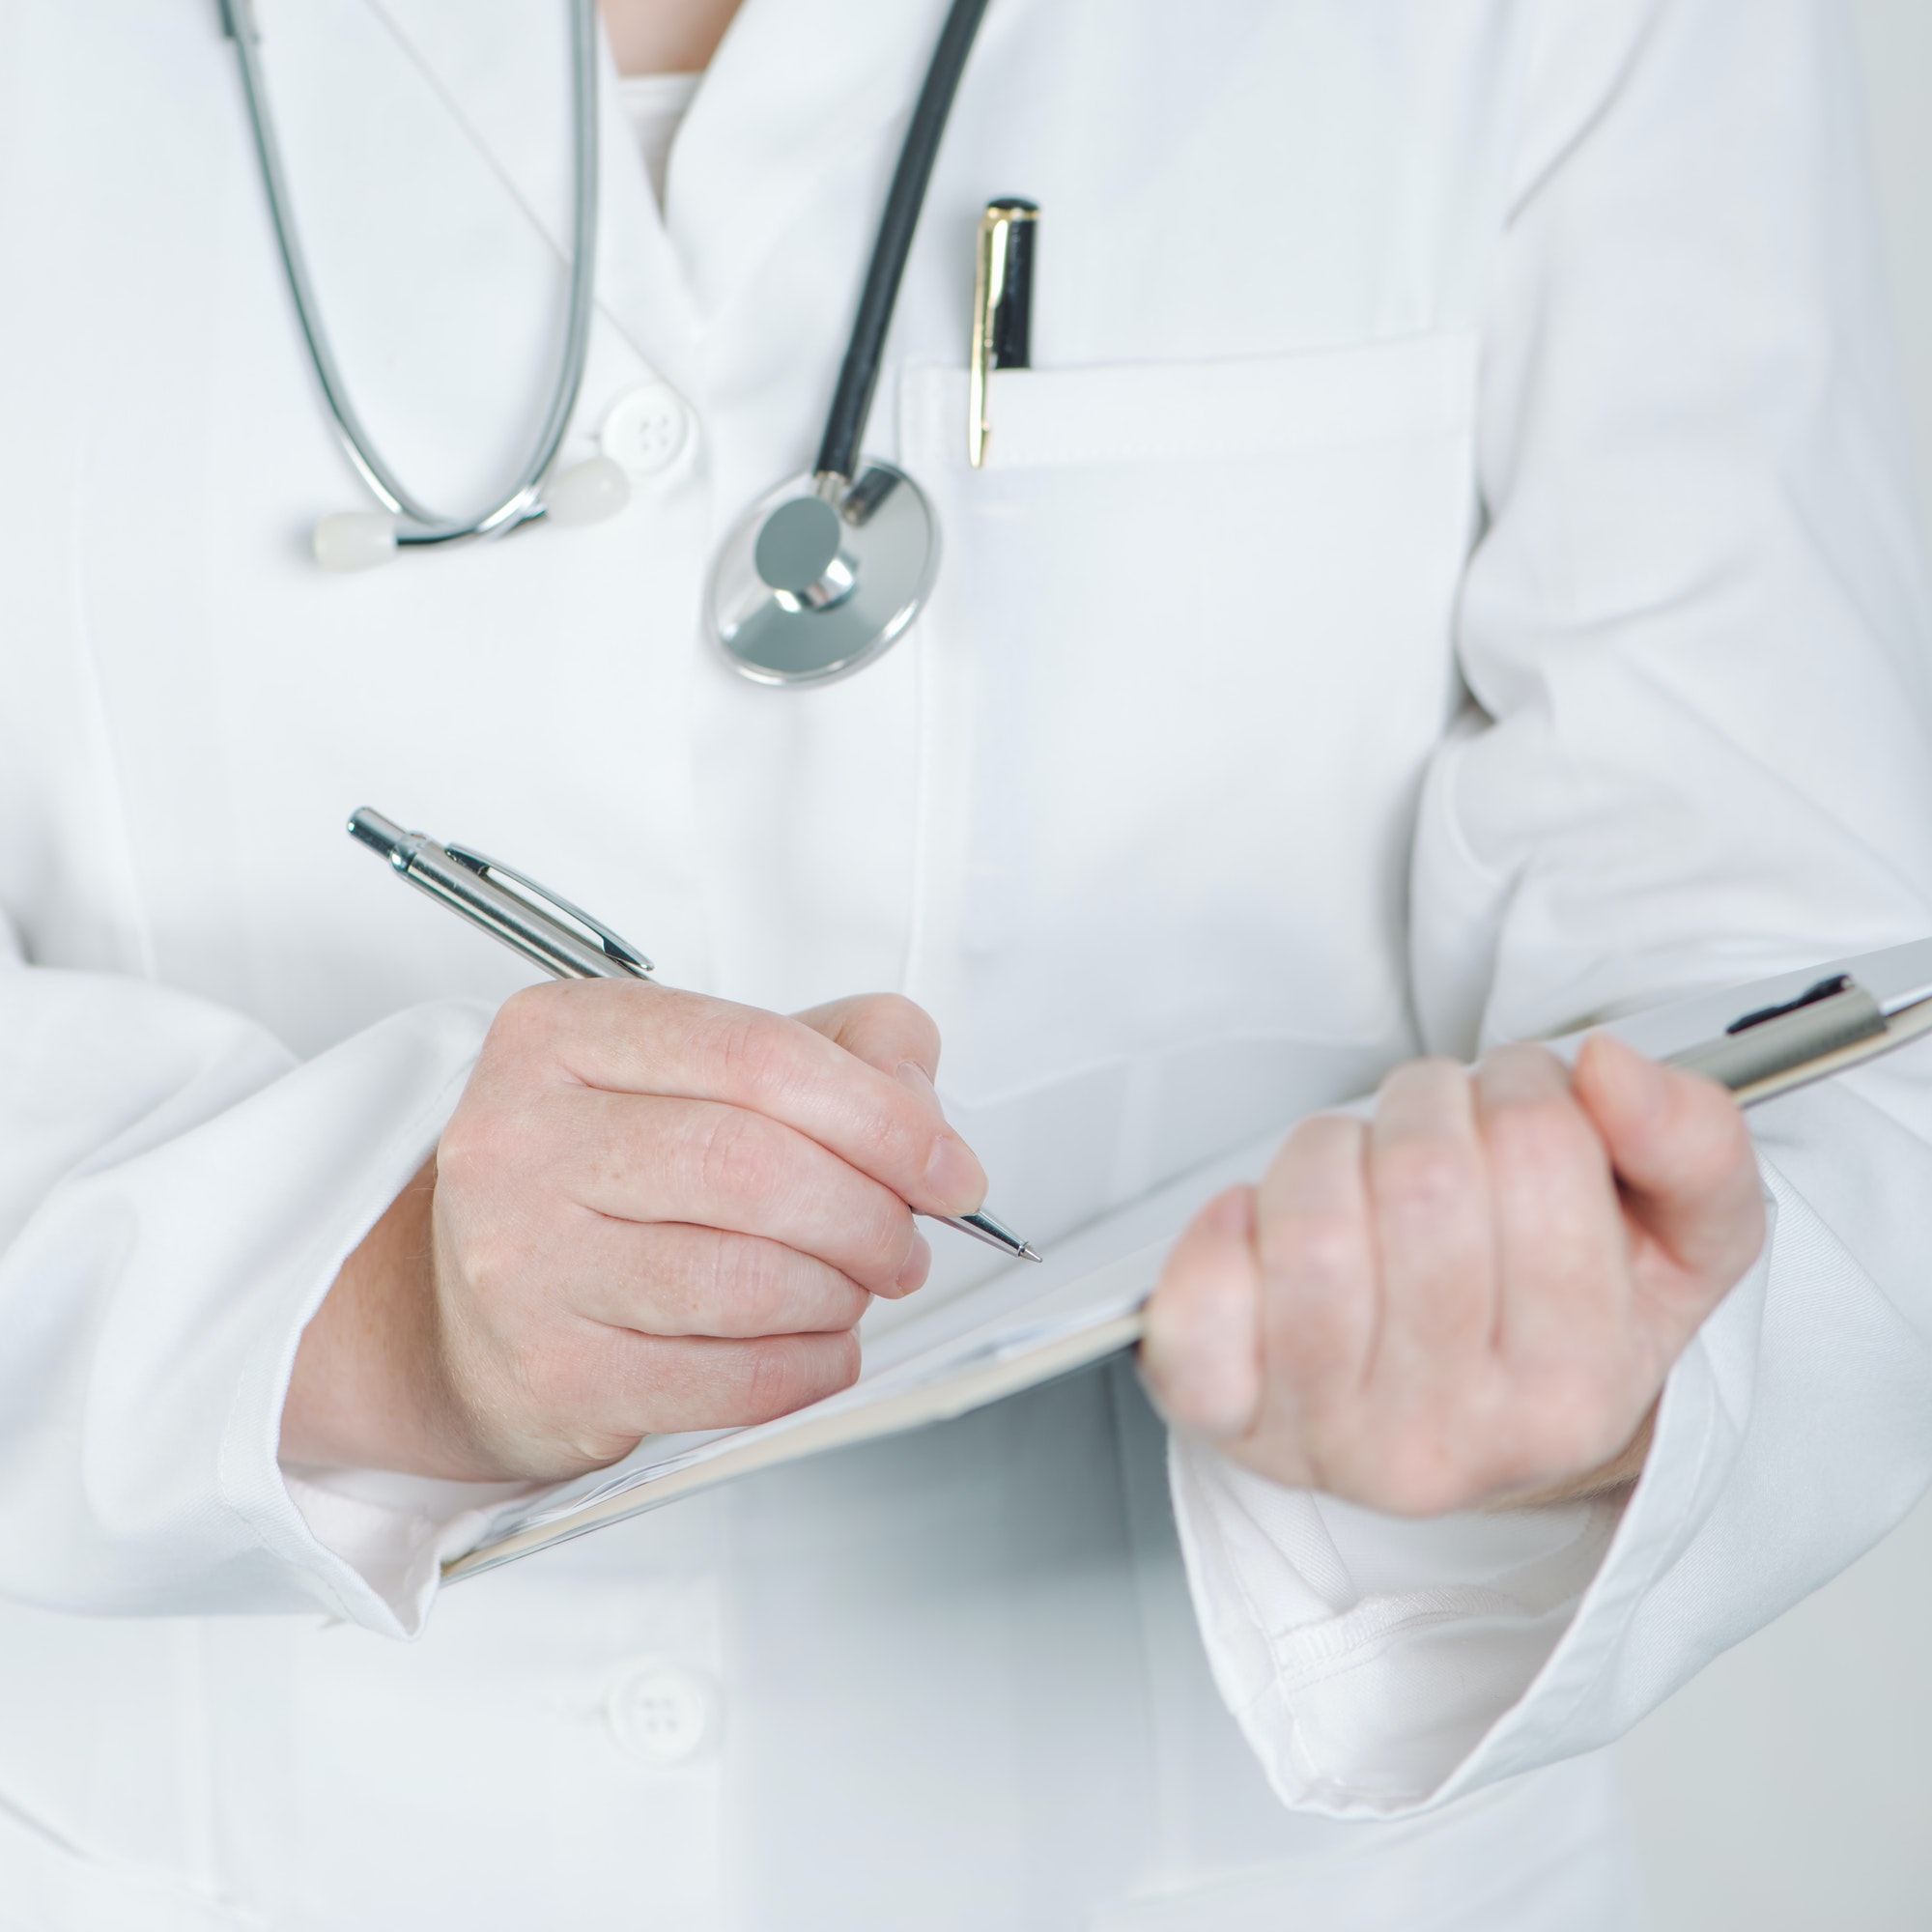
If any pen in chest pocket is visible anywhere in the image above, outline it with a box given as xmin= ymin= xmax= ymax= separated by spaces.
xmin=970 ymin=198 xmax=1037 ymax=469
xmin=348 ymin=808 xmax=1043 ymax=1264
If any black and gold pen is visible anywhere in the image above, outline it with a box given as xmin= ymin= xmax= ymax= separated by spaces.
xmin=969 ymin=198 xmax=1037 ymax=468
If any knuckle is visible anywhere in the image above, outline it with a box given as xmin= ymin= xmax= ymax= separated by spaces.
xmin=849 ymin=1095 xmax=921 ymax=1182
xmin=727 ymin=1239 xmax=796 ymax=1321
xmin=435 ymin=1102 xmax=513 ymax=1190
xmin=448 ymin=1222 xmax=520 ymax=1308
xmin=1487 ymin=1088 xmax=1581 ymax=1148
xmin=1378 ymin=1137 xmax=1474 ymax=1219
xmin=706 ymin=1240 xmax=861 ymax=1337
xmin=690 ymin=1106 xmax=780 ymax=1204
xmin=433 ymin=1112 xmax=483 ymax=1185
xmin=688 ymin=1235 xmax=778 ymax=1329
xmin=742 ymin=1341 xmax=800 ymax=1418
xmin=490 ymin=981 xmax=564 ymax=1059
xmin=1486 ymin=1096 xmax=1597 ymax=1182
xmin=740 ymin=1334 xmax=856 ymax=1419
xmin=1259 ymin=1209 xmax=1363 ymax=1293
xmin=711 ymin=1008 xmax=801 ymax=1101
xmin=801 ymin=1271 xmax=869 ymax=1334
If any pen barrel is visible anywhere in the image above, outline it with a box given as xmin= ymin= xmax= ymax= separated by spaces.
xmin=969 ymin=200 xmax=1037 ymax=468
xmin=988 ymin=201 xmax=1036 ymax=370
xmin=1666 ymin=982 xmax=1887 ymax=1095
xmin=399 ymin=842 xmax=638 ymax=982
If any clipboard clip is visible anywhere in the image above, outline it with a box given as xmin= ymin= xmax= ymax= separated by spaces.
xmin=1665 ymin=969 xmax=1932 ymax=1105
xmin=1723 ymin=974 xmax=1853 ymax=1036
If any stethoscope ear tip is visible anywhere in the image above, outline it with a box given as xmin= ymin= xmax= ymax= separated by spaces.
xmin=311 ymin=455 xmax=629 ymax=570
xmin=541 ymin=455 xmax=630 ymax=528
xmin=314 ymin=511 xmax=399 ymax=573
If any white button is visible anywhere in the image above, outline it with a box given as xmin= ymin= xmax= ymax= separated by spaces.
xmin=605 ymin=1661 xmax=716 ymax=1766
xmin=600 ymin=383 xmax=695 ymax=480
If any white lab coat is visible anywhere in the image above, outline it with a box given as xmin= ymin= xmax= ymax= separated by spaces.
xmin=2 ymin=0 xmax=1930 ymax=1924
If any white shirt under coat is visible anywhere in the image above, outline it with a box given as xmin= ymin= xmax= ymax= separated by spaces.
xmin=1 ymin=0 xmax=1929 ymax=1926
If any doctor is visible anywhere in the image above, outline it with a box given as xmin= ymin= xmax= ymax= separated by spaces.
xmin=2 ymin=1 xmax=1930 ymax=1928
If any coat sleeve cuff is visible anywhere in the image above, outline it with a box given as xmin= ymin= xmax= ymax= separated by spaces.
xmin=1166 ymin=1202 xmax=1765 ymax=1818
xmin=279 ymin=1467 xmax=532 ymax=1635
xmin=209 ymin=1006 xmax=506 ymax=1638
xmin=1169 ymin=1433 xmax=1627 ymax=1815
xmin=1173 ymin=1095 xmax=1932 ymax=1817
xmin=0 ymin=982 xmax=498 ymax=1631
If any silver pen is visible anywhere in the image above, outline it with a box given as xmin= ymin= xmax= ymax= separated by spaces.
xmin=349 ymin=808 xmax=1042 ymax=1264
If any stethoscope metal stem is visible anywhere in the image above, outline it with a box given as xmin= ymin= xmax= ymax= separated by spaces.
xmin=220 ymin=0 xmax=602 ymax=547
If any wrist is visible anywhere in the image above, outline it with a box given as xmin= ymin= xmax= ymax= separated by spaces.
xmin=281 ymin=1159 xmax=462 ymax=1475
xmin=1487 ymin=1401 xmax=1659 ymax=1511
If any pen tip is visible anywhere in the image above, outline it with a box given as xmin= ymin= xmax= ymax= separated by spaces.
xmin=1020 ymin=1243 xmax=1043 ymax=1264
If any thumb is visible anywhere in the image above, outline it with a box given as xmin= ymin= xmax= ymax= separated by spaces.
xmin=1141 ymin=1187 xmax=1264 ymax=1440
xmin=1572 ymin=1031 xmax=1765 ymax=1292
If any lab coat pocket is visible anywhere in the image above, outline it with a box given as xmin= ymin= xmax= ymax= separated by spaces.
xmin=896 ymin=333 xmax=1481 ymax=1107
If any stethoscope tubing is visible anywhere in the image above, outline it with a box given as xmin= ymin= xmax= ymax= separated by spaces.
xmin=225 ymin=0 xmax=993 ymax=658
xmin=813 ymin=0 xmax=994 ymax=481
xmin=220 ymin=0 xmax=602 ymax=548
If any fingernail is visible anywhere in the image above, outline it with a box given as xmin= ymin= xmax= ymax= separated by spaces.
xmin=895 ymin=1061 xmax=945 ymax=1121
xmin=924 ymin=1132 xmax=987 ymax=1213
xmin=895 ymin=1229 xmax=932 ymax=1295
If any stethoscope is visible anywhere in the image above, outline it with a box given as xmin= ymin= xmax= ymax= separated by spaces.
xmin=219 ymin=0 xmax=991 ymax=687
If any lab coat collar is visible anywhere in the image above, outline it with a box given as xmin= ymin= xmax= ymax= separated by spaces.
xmin=356 ymin=0 xmax=955 ymax=364
xmin=357 ymin=0 xmax=697 ymax=389
xmin=665 ymin=0 xmax=953 ymax=321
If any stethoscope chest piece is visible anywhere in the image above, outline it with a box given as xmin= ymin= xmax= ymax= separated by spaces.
xmin=708 ymin=464 xmax=939 ymax=686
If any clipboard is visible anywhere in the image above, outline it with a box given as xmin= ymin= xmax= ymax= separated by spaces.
xmin=441 ymin=938 xmax=1932 ymax=1583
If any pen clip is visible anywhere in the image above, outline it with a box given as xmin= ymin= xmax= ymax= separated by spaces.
xmin=969 ymin=200 xmax=1037 ymax=469
xmin=443 ymin=845 xmax=655 ymax=977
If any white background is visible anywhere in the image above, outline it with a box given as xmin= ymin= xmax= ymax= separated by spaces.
xmin=1611 ymin=4 xmax=1932 ymax=1922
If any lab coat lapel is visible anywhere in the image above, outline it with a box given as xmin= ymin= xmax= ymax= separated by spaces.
xmin=343 ymin=0 xmax=955 ymax=361
xmin=356 ymin=0 xmax=697 ymax=390
xmin=667 ymin=0 xmax=953 ymax=325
